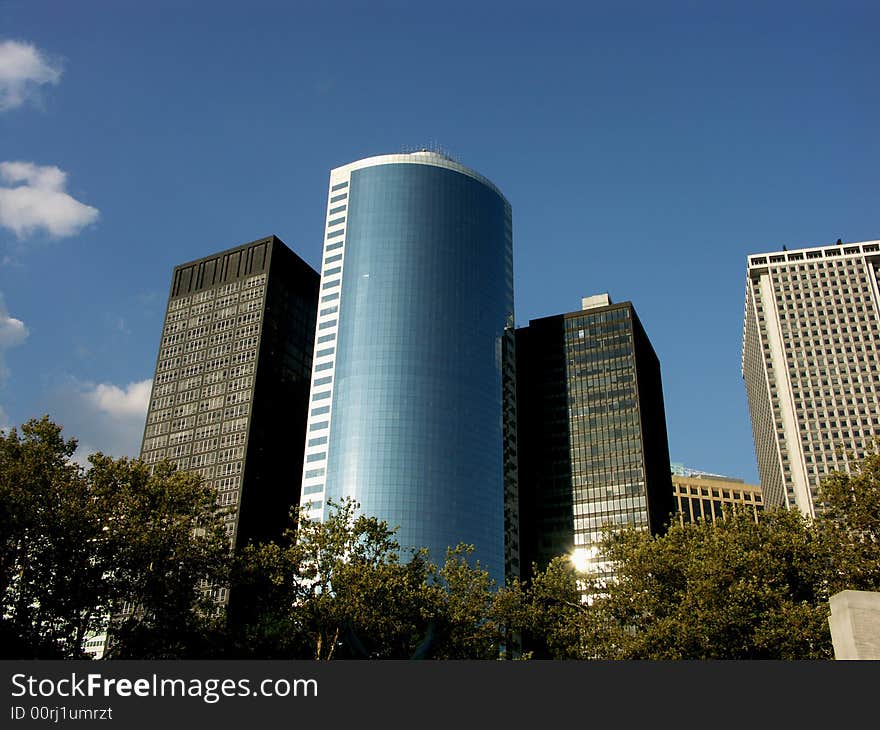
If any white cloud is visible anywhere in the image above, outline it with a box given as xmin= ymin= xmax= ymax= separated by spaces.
xmin=44 ymin=377 xmax=152 ymax=461
xmin=0 ymin=161 xmax=66 ymax=190
xmin=0 ymin=292 xmax=28 ymax=381
xmin=0 ymin=303 xmax=27 ymax=348
xmin=0 ymin=161 xmax=99 ymax=239
xmin=85 ymin=379 xmax=152 ymax=418
xmin=0 ymin=40 xmax=62 ymax=111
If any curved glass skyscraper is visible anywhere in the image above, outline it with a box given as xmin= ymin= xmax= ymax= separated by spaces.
xmin=299 ymin=151 xmax=513 ymax=581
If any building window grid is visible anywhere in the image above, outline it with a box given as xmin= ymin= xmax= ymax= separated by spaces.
xmin=747 ymin=254 xmax=880 ymax=511
xmin=562 ymin=313 xmax=648 ymax=572
xmin=142 ymin=280 xmax=267 ymax=518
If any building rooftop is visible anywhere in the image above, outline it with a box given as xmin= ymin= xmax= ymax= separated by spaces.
xmin=330 ymin=151 xmax=509 ymax=205
xmin=747 ymin=239 xmax=880 ymax=269
xmin=671 ymin=463 xmax=745 ymax=482
xmin=581 ymin=293 xmax=612 ymax=310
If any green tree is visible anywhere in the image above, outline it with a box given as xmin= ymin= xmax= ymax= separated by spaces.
xmin=578 ymin=508 xmax=833 ymax=659
xmin=521 ymin=557 xmax=588 ymax=659
xmin=330 ymin=549 xmax=438 ymax=659
xmin=0 ymin=417 xmax=107 ymax=658
xmin=227 ymin=499 xmax=439 ymax=659
xmin=818 ymin=450 xmax=880 ymax=592
xmin=0 ymin=416 xmax=233 ymax=659
xmin=227 ymin=502 xmax=533 ymax=660
xmin=429 ymin=544 xmax=501 ymax=659
xmin=92 ymin=456 xmax=231 ymax=659
xmin=486 ymin=574 xmax=532 ymax=659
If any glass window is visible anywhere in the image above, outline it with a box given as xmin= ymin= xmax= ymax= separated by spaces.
xmin=317 ymin=161 xmax=512 ymax=583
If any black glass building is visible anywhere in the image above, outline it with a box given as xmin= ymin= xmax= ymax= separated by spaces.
xmin=299 ymin=152 xmax=514 ymax=583
xmin=516 ymin=295 xmax=673 ymax=581
xmin=140 ymin=235 xmax=319 ymax=602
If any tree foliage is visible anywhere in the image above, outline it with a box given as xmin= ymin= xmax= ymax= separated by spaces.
xmin=577 ymin=508 xmax=833 ymax=659
xmin=0 ymin=417 xmax=230 ymax=659
xmin=0 ymin=417 xmax=105 ymax=657
xmin=92 ymin=456 xmax=230 ymax=659
xmin=227 ymin=501 xmax=522 ymax=660
xmin=227 ymin=498 xmax=437 ymax=659
xmin=6 ymin=415 xmax=880 ymax=660
xmin=519 ymin=557 xmax=585 ymax=659
xmin=818 ymin=450 xmax=880 ymax=592
xmin=520 ymin=453 xmax=880 ymax=660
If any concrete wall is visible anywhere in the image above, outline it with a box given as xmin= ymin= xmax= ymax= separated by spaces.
xmin=829 ymin=590 xmax=880 ymax=660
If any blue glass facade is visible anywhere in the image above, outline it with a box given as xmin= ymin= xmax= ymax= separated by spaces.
xmin=323 ymin=160 xmax=512 ymax=581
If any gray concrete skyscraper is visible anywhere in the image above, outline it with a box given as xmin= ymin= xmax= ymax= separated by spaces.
xmin=742 ymin=239 xmax=880 ymax=516
xmin=140 ymin=236 xmax=319 ymax=600
xmin=298 ymin=151 xmax=514 ymax=582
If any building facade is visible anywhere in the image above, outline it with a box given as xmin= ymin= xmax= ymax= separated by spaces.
xmin=140 ymin=235 xmax=319 ymax=579
xmin=742 ymin=239 xmax=880 ymax=516
xmin=672 ymin=472 xmax=763 ymax=525
xmin=298 ymin=151 xmax=515 ymax=582
xmin=516 ymin=294 xmax=673 ymax=580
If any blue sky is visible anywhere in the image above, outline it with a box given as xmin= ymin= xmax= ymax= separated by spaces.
xmin=1 ymin=0 xmax=878 ymax=482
